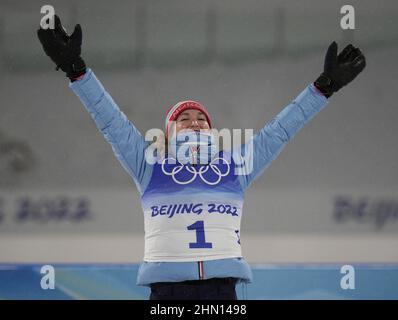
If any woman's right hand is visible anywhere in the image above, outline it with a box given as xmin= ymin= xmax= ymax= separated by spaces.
xmin=37 ymin=15 xmax=86 ymax=81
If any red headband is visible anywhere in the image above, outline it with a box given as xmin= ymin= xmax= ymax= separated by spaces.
xmin=165 ymin=100 xmax=212 ymax=137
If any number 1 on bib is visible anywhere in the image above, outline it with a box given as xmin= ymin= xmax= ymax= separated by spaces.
xmin=187 ymin=220 xmax=213 ymax=249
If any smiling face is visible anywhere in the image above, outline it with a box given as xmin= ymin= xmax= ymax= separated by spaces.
xmin=174 ymin=109 xmax=211 ymax=134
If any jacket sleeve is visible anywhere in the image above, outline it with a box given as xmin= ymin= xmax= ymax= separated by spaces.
xmin=69 ymin=68 xmax=152 ymax=194
xmin=235 ymin=84 xmax=329 ymax=191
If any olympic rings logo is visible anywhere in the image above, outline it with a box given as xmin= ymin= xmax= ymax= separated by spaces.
xmin=161 ymin=157 xmax=230 ymax=185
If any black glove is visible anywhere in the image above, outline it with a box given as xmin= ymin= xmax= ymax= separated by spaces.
xmin=314 ymin=41 xmax=366 ymax=98
xmin=37 ymin=15 xmax=86 ymax=81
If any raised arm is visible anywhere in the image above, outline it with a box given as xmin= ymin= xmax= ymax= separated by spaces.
xmin=236 ymin=84 xmax=327 ymax=190
xmin=236 ymin=41 xmax=366 ymax=190
xmin=37 ymin=15 xmax=152 ymax=194
xmin=69 ymin=69 xmax=152 ymax=194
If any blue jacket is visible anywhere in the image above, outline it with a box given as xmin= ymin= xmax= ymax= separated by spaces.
xmin=70 ymin=69 xmax=328 ymax=286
